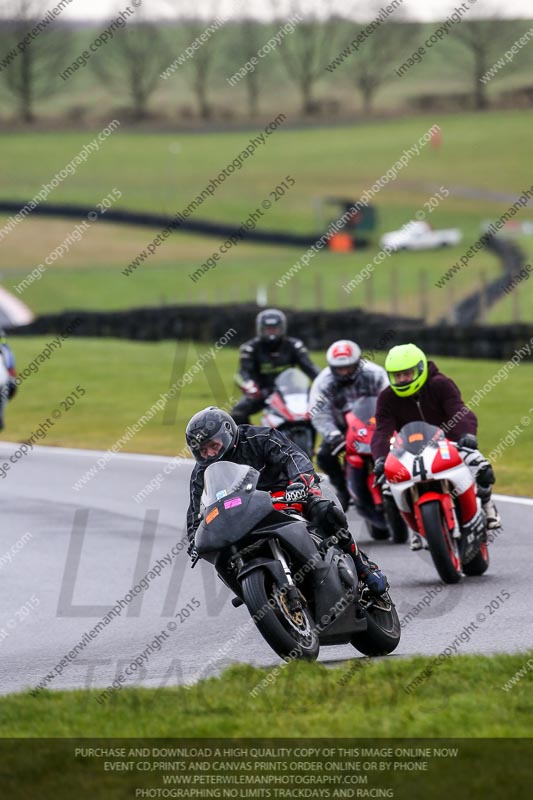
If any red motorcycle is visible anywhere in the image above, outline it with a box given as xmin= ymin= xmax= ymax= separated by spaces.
xmin=337 ymin=396 xmax=407 ymax=543
xmin=261 ymin=368 xmax=316 ymax=458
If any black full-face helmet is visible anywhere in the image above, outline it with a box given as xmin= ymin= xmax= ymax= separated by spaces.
xmin=256 ymin=308 xmax=287 ymax=345
xmin=185 ymin=407 xmax=238 ymax=466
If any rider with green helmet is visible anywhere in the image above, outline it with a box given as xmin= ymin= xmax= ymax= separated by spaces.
xmin=385 ymin=343 xmax=428 ymax=398
xmin=371 ymin=343 xmax=501 ymax=548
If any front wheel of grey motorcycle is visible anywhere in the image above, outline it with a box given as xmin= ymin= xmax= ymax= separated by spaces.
xmin=241 ymin=568 xmax=319 ymax=662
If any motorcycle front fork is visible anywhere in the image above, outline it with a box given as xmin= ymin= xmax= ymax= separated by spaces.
xmin=270 ymin=540 xmax=295 ymax=586
xmin=269 ymin=540 xmax=304 ymax=614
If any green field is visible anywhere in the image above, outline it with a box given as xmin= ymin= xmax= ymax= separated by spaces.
xmin=6 ymin=338 xmax=533 ymax=495
xmin=2 ymin=113 xmax=531 ymax=219
xmin=0 ymin=224 xmax=503 ymax=323
xmin=486 ymin=236 xmax=533 ymax=323
xmin=2 ymin=110 xmax=532 ymax=321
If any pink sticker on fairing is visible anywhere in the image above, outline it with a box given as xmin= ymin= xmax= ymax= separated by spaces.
xmin=224 ymin=497 xmax=242 ymax=509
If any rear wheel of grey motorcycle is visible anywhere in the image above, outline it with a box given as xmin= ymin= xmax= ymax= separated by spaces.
xmin=351 ymin=593 xmax=401 ymax=656
xmin=242 ymin=569 xmax=319 ymax=661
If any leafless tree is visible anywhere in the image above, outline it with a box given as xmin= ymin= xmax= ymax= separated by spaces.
xmin=0 ymin=0 xmax=73 ymax=122
xmin=343 ymin=1 xmax=422 ymax=113
xmin=235 ymin=18 xmax=263 ymax=117
xmin=451 ymin=16 xmax=529 ymax=109
xmin=91 ymin=21 xmax=173 ymax=120
xmin=182 ymin=25 xmax=220 ymax=119
xmin=273 ymin=0 xmax=343 ymax=114
xmin=165 ymin=0 xmax=227 ymax=120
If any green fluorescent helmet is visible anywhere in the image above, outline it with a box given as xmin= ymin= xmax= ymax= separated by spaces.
xmin=385 ymin=343 xmax=428 ymax=397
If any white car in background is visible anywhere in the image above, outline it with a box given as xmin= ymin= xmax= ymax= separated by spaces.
xmin=380 ymin=220 xmax=462 ymax=251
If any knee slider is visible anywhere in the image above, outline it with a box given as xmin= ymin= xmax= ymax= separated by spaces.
xmin=328 ymin=502 xmax=348 ymax=531
xmin=307 ymin=497 xmax=346 ymax=534
xmin=477 ymin=463 xmax=495 ymax=488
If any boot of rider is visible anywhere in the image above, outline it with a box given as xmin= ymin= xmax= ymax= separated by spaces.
xmin=306 ymin=497 xmax=388 ymax=595
xmin=462 ymin=449 xmax=502 ymax=531
xmin=337 ymin=532 xmax=389 ymax=597
xmin=477 ymin=486 xmax=502 ymax=531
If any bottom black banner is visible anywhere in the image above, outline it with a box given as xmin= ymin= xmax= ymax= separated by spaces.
xmin=2 ymin=738 xmax=531 ymax=799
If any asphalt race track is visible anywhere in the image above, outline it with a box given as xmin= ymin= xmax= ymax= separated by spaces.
xmin=0 ymin=442 xmax=531 ymax=697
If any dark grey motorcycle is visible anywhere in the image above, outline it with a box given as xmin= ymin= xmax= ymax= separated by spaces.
xmin=194 ymin=462 xmax=401 ymax=661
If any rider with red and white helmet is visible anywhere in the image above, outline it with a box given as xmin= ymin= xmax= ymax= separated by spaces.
xmin=309 ymin=340 xmax=388 ymax=510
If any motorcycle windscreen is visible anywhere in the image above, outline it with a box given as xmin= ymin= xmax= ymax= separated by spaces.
xmin=349 ymin=395 xmax=377 ymax=426
xmin=274 ymin=367 xmax=311 ymax=399
xmin=274 ymin=367 xmax=311 ymax=397
xmin=391 ymin=421 xmax=444 ymax=457
xmin=201 ymin=462 xmax=259 ymax=507
xmin=274 ymin=368 xmax=311 ymax=416
xmin=196 ymin=462 xmax=274 ymax=553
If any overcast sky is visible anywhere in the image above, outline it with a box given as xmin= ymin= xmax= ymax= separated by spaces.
xmin=12 ymin=0 xmax=533 ymax=22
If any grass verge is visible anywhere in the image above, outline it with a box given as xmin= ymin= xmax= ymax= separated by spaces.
xmin=2 ymin=651 xmax=533 ymax=737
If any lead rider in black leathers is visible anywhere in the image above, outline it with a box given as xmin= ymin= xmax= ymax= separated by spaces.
xmin=185 ymin=407 xmax=388 ymax=596
xmin=230 ymin=309 xmax=320 ymax=425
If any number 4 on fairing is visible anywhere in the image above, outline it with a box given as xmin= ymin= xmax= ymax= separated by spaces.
xmin=412 ymin=455 xmax=427 ymax=481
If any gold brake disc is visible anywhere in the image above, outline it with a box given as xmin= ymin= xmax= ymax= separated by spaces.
xmin=278 ymin=591 xmax=304 ymax=627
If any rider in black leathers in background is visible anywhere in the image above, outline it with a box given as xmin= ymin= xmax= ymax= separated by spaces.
xmin=230 ymin=309 xmax=320 ymax=425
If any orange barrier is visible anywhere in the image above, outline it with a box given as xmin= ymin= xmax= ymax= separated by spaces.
xmin=328 ymin=233 xmax=354 ymax=252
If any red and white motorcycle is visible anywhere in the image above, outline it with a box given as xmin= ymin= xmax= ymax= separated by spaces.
xmin=384 ymin=420 xmax=489 ymax=583
xmin=261 ymin=368 xmax=315 ymax=458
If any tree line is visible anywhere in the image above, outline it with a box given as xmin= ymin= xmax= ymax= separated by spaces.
xmin=0 ymin=0 xmax=532 ymax=123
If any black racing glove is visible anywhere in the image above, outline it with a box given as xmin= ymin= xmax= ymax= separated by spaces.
xmin=284 ymin=472 xmax=317 ymax=503
xmin=457 ymin=433 xmax=478 ymax=451
xmin=6 ymin=381 xmax=17 ymax=400
xmin=300 ymin=473 xmax=318 ymax=492
xmin=284 ymin=481 xmax=308 ymax=504
xmin=325 ymin=431 xmax=345 ymax=454
xmin=373 ymin=457 xmax=386 ymax=477
xmin=373 ymin=456 xmax=386 ymax=487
